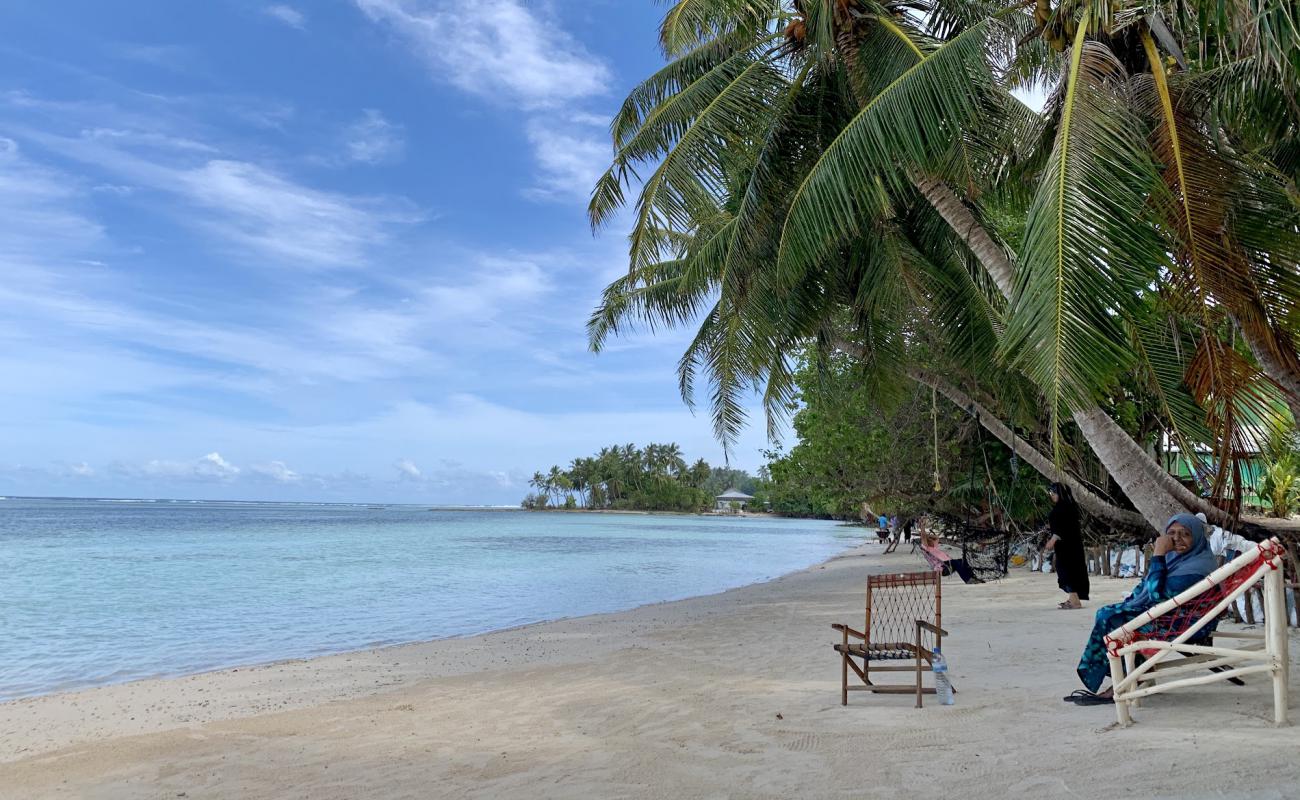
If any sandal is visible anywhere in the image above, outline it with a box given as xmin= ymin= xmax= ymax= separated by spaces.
xmin=1062 ymin=689 xmax=1092 ymax=702
xmin=1057 ymin=601 xmax=1082 ymax=610
xmin=1068 ymin=691 xmax=1114 ymax=706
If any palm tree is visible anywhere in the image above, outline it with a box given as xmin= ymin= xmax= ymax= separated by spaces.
xmin=590 ymin=0 xmax=1300 ymax=532
xmin=529 ymin=470 xmax=550 ymax=509
xmin=546 ymin=465 xmax=565 ymax=507
xmin=568 ymin=458 xmax=592 ymax=507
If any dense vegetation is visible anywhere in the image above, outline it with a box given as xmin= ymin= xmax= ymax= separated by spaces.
xmin=521 ymin=444 xmax=764 ymax=513
xmin=587 ymin=0 xmax=1300 ymax=538
xmin=763 ymin=353 xmax=1049 ymax=523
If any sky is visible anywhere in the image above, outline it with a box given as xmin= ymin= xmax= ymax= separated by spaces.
xmin=0 ymin=0 xmax=782 ymax=504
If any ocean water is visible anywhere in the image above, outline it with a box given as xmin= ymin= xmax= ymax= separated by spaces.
xmin=0 ymin=498 xmax=856 ymax=701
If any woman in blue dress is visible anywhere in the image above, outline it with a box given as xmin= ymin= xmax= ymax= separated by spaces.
xmin=1068 ymin=513 xmax=1217 ymax=704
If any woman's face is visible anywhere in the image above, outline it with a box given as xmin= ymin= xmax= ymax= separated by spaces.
xmin=1166 ymin=523 xmax=1195 ymax=554
xmin=1048 ymin=489 xmax=1059 ymax=504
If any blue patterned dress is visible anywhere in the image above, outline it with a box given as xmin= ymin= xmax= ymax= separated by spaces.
xmin=1076 ymin=555 xmax=1208 ymax=691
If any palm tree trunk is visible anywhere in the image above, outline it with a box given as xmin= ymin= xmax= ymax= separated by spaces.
xmin=1071 ymin=408 xmax=1233 ymax=527
xmin=911 ymin=174 xmax=1015 ymax=300
xmin=1068 ymin=408 xmax=1188 ymax=527
xmin=908 ymin=367 xmax=1147 ymax=531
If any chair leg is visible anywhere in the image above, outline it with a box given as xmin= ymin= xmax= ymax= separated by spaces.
xmin=915 ymin=644 xmax=923 ymax=709
xmin=1110 ymin=653 xmax=1132 ymax=726
xmin=1124 ymin=652 xmax=1141 ymax=708
xmin=841 ymin=652 xmax=848 ymax=706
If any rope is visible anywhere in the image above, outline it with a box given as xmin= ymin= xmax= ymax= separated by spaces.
xmin=932 ymin=386 xmax=941 ymax=493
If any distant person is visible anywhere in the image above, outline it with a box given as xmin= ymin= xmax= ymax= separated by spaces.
xmin=903 ymin=517 xmax=914 ymax=542
xmin=1068 ymin=514 xmax=1216 ymax=705
xmin=919 ymin=528 xmax=981 ymax=584
xmin=877 ymin=513 xmax=890 ymax=544
xmin=1042 ymin=482 xmax=1089 ymax=610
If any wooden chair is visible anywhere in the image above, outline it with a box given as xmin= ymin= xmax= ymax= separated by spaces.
xmin=832 ymin=571 xmax=949 ymax=708
xmin=1105 ymin=538 xmax=1290 ymax=727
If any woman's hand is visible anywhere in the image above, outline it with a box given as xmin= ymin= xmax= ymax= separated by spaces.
xmin=1152 ymin=534 xmax=1173 ymax=557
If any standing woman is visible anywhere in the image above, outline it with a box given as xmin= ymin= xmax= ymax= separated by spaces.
xmin=1043 ymin=482 xmax=1089 ymax=609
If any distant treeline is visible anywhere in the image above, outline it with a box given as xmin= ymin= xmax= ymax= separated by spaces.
xmin=521 ymin=443 xmax=764 ymax=513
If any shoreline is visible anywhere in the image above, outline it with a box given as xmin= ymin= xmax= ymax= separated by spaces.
xmin=0 ymin=535 xmax=866 ymax=708
xmin=3 ymin=539 xmax=1296 ymax=798
xmin=0 ymin=540 xmax=874 ymax=749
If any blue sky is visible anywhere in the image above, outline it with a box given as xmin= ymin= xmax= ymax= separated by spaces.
xmin=0 ymin=0 xmax=778 ymax=504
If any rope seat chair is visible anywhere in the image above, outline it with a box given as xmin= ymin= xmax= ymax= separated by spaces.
xmin=1105 ymin=538 xmax=1291 ymax=727
xmin=832 ymin=571 xmax=949 ymax=708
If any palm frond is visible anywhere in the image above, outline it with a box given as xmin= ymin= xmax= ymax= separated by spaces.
xmin=777 ymin=19 xmax=997 ymax=281
xmin=659 ymin=0 xmax=782 ymax=57
xmin=1002 ymin=31 xmax=1167 ymax=459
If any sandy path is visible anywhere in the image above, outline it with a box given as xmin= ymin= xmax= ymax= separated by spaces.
xmin=2 ymin=542 xmax=1296 ymax=799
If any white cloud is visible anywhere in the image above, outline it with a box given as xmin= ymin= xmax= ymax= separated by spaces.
xmin=10 ymin=123 xmax=422 ymax=269
xmin=197 ymin=452 xmax=241 ymax=478
xmin=524 ymin=116 xmax=609 ymax=201
xmin=109 ymin=44 xmax=198 ymax=71
xmin=114 ymin=452 xmax=242 ymax=482
xmin=52 ymin=461 xmax=96 ymax=478
xmin=343 ymin=109 xmax=405 ymax=164
xmin=81 ymin=127 xmax=217 ymax=153
xmin=177 ymin=159 xmax=421 ymax=267
xmin=354 ymin=0 xmax=609 ymax=110
xmin=0 ymin=140 xmax=106 ymax=257
xmin=395 ymin=458 xmax=422 ymax=479
xmin=252 ymin=460 xmax=301 ymax=482
xmin=264 ymin=4 xmax=307 ymax=29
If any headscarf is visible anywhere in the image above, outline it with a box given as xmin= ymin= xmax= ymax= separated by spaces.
xmin=1161 ymin=512 xmax=1216 ymax=581
xmin=1047 ymin=482 xmax=1081 ymax=540
xmin=1128 ymin=513 xmax=1215 ymax=605
xmin=1048 ymin=482 xmax=1076 ymax=510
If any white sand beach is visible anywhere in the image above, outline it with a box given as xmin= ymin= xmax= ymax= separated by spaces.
xmin=2 ymin=542 xmax=1296 ymax=799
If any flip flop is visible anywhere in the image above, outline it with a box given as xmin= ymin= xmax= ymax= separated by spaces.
xmin=1062 ymin=689 xmax=1092 ymax=702
xmin=1056 ymin=602 xmax=1082 ymax=610
xmin=1069 ymin=691 xmax=1114 ymax=706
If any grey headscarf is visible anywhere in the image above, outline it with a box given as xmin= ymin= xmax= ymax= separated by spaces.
xmin=1130 ymin=513 xmax=1216 ymax=605
xmin=1162 ymin=513 xmax=1216 ymax=581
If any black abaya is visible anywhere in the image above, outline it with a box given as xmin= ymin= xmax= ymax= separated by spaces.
xmin=1048 ymin=502 xmax=1090 ymax=601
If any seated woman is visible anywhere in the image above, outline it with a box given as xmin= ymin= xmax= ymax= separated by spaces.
xmin=918 ymin=526 xmax=982 ymax=584
xmin=1068 ymin=513 xmax=1217 ymax=705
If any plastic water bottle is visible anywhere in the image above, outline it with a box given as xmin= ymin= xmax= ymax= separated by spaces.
xmin=932 ymin=647 xmax=954 ymax=705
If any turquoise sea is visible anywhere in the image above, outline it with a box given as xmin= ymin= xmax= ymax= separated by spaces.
xmin=0 ymin=497 xmax=856 ymax=701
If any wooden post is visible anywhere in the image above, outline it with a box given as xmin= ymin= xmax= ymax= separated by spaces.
xmin=1264 ymin=564 xmax=1288 ymax=725
xmin=1110 ymin=653 xmax=1132 ymax=726
xmin=1124 ymin=652 xmax=1141 ymax=708
xmin=915 ymin=632 xmax=923 ymax=709
xmin=1286 ymin=541 xmax=1300 ymax=628
xmin=863 ymin=583 xmax=872 ymax=689
xmin=841 ymin=629 xmax=849 ymax=706
xmin=1102 ymin=544 xmax=1112 ymax=577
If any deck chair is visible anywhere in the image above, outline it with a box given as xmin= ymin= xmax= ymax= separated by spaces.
xmin=832 ymin=571 xmax=949 ymax=708
xmin=883 ymin=533 xmax=900 ymax=554
xmin=1105 ymin=538 xmax=1290 ymax=727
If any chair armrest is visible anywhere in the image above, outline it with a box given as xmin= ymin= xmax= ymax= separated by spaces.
xmin=915 ymin=620 xmax=949 ymax=637
xmin=832 ymin=623 xmax=867 ymax=639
